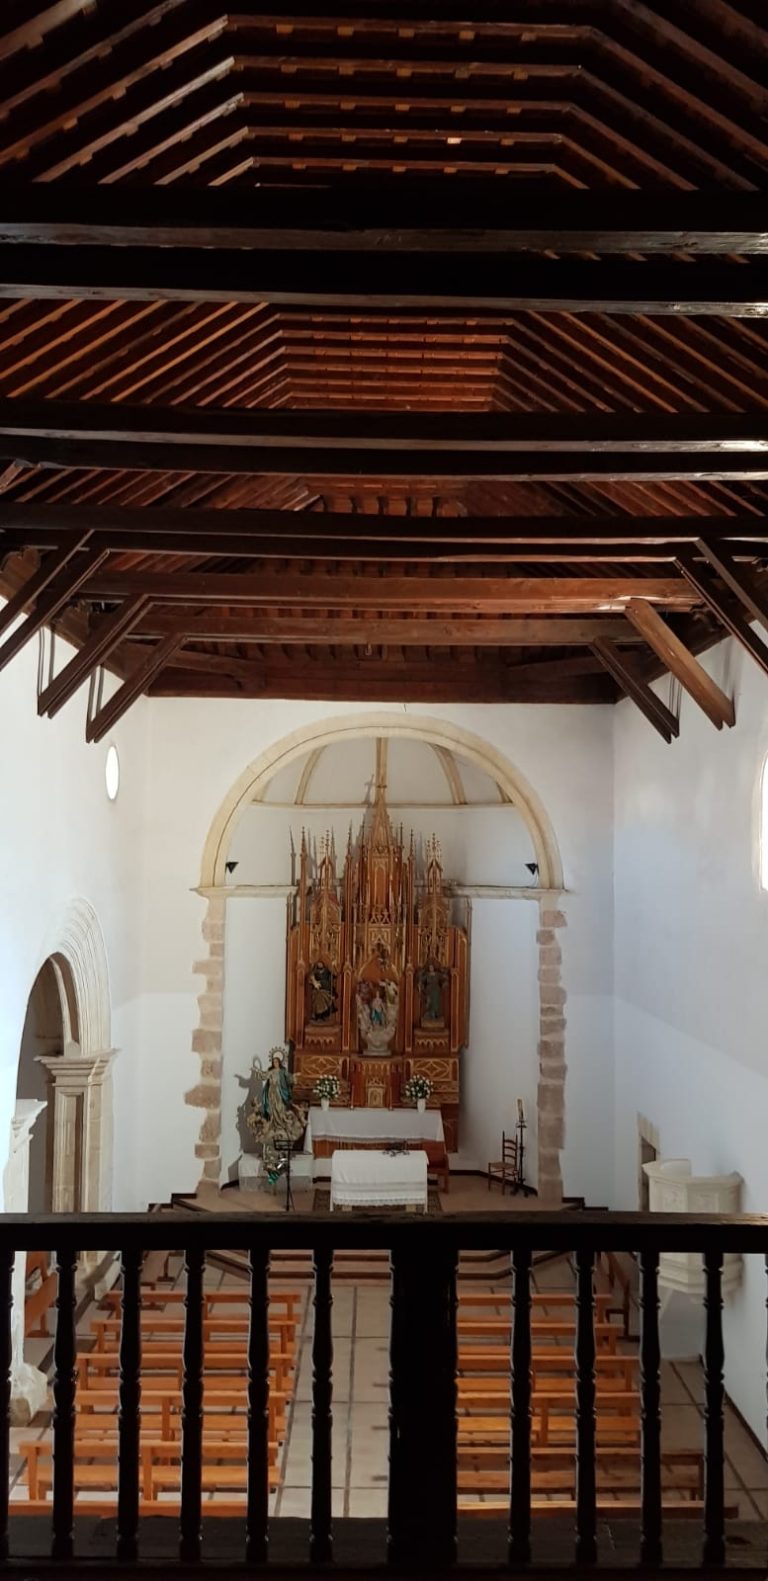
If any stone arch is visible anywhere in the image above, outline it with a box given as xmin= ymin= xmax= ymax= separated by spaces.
xmin=24 ymin=899 xmax=116 ymax=1215
xmin=191 ymin=714 xmax=567 ymax=1203
xmin=36 ymin=897 xmax=112 ymax=1059
xmin=200 ymin=711 xmax=563 ymax=890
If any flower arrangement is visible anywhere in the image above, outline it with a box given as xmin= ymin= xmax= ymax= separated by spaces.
xmin=313 ymin=1075 xmax=340 ymax=1102
xmin=403 ymin=1075 xmax=432 ymax=1104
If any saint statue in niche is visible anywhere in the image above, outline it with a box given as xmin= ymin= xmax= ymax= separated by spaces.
xmin=308 ymin=961 xmax=337 ymax=1024
xmin=247 ymin=1045 xmax=307 ymax=1183
xmin=356 ymin=978 xmax=398 ymax=1053
xmin=416 ymin=959 xmax=449 ymax=1026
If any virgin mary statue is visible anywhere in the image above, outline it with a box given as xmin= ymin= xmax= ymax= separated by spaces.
xmin=247 ymin=1046 xmax=306 ymax=1183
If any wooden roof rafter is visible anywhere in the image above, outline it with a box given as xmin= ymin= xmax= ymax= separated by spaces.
xmin=0 ymin=4 xmax=767 ymax=733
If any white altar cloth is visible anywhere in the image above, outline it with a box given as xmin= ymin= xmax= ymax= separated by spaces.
xmin=305 ymin=1107 xmax=444 ymax=1149
xmin=330 ymin=1148 xmax=429 ymax=1210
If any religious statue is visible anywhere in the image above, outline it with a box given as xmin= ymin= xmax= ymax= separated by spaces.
xmin=416 ymin=959 xmax=449 ymax=1026
xmin=308 ymin=960 xmax=336 ymax=1024
xmin=246 ymin=1045 xmax=307 ymax=1184
xmin=356 ymin=978 xmax=399 ymax=1054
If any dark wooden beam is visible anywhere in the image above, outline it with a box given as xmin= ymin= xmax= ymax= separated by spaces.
xmin=0 ymin=189 xmax=765 ymax=253
xmin=86 ymin=634 xmax=183 ymax=744
xmin=3 ymin=504 xmax=767 ymax=548
xmin=116 ymin=613 xmax=648 ymax=646
xmin=0 ymin=534 xmax=92 ymax=638
xmin=591 ymin=638 xmax=679 ymax=742
xmin=38 ymin=596 xmax=150 ymax=718
xmin=0 ymin=403 xmax=765 ymax=452
xmin=0 ymin=531 xmax=693 ymax=565
xmin=0 ymin=547 xmax=108 ymax=674
xmin=695 ymin=539 xmax=768 ymax=633
xmin=676 ymin=550 xmax=768 ymax=679
xmin=1 ymin=405 xmax=766 ymax=481
xmin=625 ymin=599 xmax=735 ymax=730
xmin=146 ymin=666 xmax=615 ymax=706
xmin=0 ymin=246 xmax=765 ymax=316
xmin=77 ymin=571 xmax=698 ymax=613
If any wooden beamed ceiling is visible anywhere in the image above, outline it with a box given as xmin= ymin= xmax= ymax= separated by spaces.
xmin=1 ymin=3 xmax=768 ymax=731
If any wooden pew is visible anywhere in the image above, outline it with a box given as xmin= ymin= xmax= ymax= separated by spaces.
xmin=458 ymin=1352 xmax=636 ymax=1391
xmin=24 ymin=1252 xmax=56 ymax=1339
xmin=75 ymin=1384 xmax=288 ymax=1442
xmin=457 ymin=1320 xmax=619 ymax=1362
xmin=100 ymin=1288 xmax=302 ymax=1320
xmin=90 ymin=1312 xmax=298 ymax=1356
xmin=20 ymin=1434 xmax=282 ymax=1504
xmin=76 ymin=1346 xmax=294 ymax=1392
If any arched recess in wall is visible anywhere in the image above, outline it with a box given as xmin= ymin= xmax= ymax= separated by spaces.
xmin=191 ymin=714 xmax=568 ymax=1203
xmin=15 ymin=899 xmax=116 ymax=1216
xmin=200 ymin=712 xmax=563 ymax=890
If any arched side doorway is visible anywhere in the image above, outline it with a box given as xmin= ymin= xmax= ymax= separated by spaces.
xmin=6 ymin=903 xmax=116 ymax=1420
xmin=13 ymin=899 xmax=116 ymax=1217
xmin=189 ymin=715 xmax=567 ymax=1204
xmin=16 ymin=956 xmax=79 ymax=1214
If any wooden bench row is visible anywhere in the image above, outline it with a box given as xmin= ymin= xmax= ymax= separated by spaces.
xmin=100 ymin=1288 xmax=302 ymax=1319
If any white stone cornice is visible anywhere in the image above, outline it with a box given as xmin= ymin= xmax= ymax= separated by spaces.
xmin=194 ymin=883 xmax=566 ymax=902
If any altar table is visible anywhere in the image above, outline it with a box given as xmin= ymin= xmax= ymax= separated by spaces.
xmin=306 ymin=1106 xmax=444 ymax=1148
xmin=305 ymin=1106 xmax=448 ymax=1190
xmin=330 ymin=1148 xmax=429 ymax=1212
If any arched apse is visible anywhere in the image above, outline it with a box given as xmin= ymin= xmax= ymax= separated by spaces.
xmin=191 ymin=714 xmax=567 ymax=1203
xmin=199 ymin=712 xmax=563 ymax=893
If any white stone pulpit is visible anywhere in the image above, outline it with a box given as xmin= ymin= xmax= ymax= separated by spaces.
xmin=642 ymin=1158 xmax=743 ymax=1358
xmin=643 ymin=1158 xmax=743 ymax=1298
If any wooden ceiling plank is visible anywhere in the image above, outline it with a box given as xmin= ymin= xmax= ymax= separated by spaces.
xmin=591 ymin=637 xmax=678 ymax=741
xmin=85 ymin=632 xmax=183 ymax=743
xmin=0 ymin=544 xmax=107 ymax=673
xmin=0 ymin=245 xmax=766 ymax=316
xmin=676 ymin=548 xmax=768 ymax=679
xmin=37 ymin=593 xmax=150 ymax=717
xmin=625 ymin=596 xmax=735 ymax=728
xmin=0 ymin=529 xmax=91 ymax=637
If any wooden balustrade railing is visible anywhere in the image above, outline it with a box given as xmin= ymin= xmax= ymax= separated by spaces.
xmin=0 ymin=1209 xmax=765 ymax=1571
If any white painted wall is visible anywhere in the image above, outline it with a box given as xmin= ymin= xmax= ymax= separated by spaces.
xmin=131 ymin=698 xmax=615 ymax=1205
xmin=462 ymin=898 xmax=540 ymax=1177
xmin=0 ymin=615 xmax=150 ymax=1210
xmin=0 ymin=634 xmax=615 ymax=1212
xmin=613 ymin=638 xmax=768 ymax=1443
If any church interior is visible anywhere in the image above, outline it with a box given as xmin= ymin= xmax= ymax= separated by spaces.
xmin=1 ymin=0 xmax=768 ymax=1570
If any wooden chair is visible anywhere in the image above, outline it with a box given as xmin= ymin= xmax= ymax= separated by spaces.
xmin=487 ymin=1132 xmax=518 ymax=1194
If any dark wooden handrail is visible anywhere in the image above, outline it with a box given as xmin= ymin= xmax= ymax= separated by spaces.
xmin=0 ymin=1209 xmax=766 ymax=1572
xmin=1 ymin=1208 xmax=767 ymax=1251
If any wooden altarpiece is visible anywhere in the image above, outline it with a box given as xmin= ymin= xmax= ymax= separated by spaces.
xmin=286 ymin=791 xmax=469 ymax=1150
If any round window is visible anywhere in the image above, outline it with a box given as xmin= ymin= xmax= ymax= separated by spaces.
xmin=105 ymin=744 xmax=120 ymax=802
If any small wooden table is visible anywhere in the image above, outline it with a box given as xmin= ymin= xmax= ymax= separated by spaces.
xmin=330 ymin=1149 xmax=429 ymax=1212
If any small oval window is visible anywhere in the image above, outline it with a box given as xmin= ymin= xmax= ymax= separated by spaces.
xmin=105 ymin=744 xmax=120 ymax=802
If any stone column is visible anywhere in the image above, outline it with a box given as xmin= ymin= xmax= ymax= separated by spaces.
xmin=536 ymin=902 xmax=567 ymax=1207
xmin=186 ymin=896 xmax=226 ymax=1188
xmin=3 ymin=1101 xmax=49 ymax=1425
xmin=38 ymin=1048 xmax=117 ymax=1215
